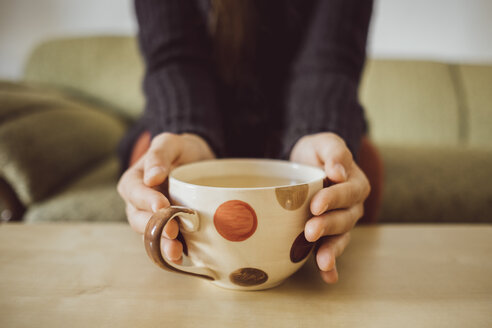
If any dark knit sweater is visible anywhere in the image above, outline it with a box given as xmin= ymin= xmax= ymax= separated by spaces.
xmin=119 ymin=0 xmax=373 ymax=168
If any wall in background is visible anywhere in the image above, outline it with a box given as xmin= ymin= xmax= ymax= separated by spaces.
xmin=0 ymin=0 xmax=135 ymax=79
xmin=1 ymin=0 xmax=492 ymax=79
xmin=369 ymin=0 xmax=492 ymax=62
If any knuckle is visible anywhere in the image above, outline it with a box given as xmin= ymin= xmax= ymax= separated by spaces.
xmin=358 ymin=171 xmax=371 ymax=201
xmin=125 ymin=206 xmax=137 ymax=227
xmin=128 ymin=217 xmax=141 ymax=234
xmin=326 ymin=132 xmax=346 ymax=147
xmin=363 ymin=183 xmax=371 ymax=200
xmin=365 ymin=180 xmax=372 ymax=199
xmin=153 ymin=132 xmax=177 ymax=146
xmin=146 ymin=148 xmax=162 ymax=163
xmin=319 ymin=131 xmax=337 ymax=140
xmin=322 ymin=188 xmax=334 ymax=210
xmin=152 ymin=192 xmax=169 ymax=208
xmin=358 ymin=205 xmax=365 ymax=219
xmin=321 ymin=138 xmax=351 ymax=163
xmin=127 ymin=188 xmax=138 ymax=203
xmin=354 ymin=204 xmax=364 ymax=219
xmin=345 ymin=232 xmax=351 ymax=244
xmin=129 ymin=187 xmax=146 ymax=206
xmin=125 ymin=204 xmax=133 ymax=216
xmin=344 ymin=148 xmax=354 ymax=163
xmin=150 ymin=193 xmax=163 ymax=206
xmin=117 ymin=172 xmax=130 ymax=196
xmin=116 ymin=178 xmax=124 ymax=196
xmin=158 ymin=131 xmax=177 ymax=140
xmin=348 ymin=185 xmax=360 ymax=205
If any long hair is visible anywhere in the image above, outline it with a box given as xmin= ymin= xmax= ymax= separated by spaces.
xmin=209 ymin=0 xmax=257 ymax=85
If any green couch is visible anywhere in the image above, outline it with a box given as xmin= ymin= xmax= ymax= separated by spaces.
xmin=0 ymin=36 xmax=491 ymax=224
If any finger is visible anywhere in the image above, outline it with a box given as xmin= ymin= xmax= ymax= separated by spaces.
xmin=305 ymin=205 xmax=362 ymax=241
xmin=162 ymin=218 xmax=180 ymax=239
xmin=144 ymin=133 xmax=182 ymax=187
xmin=126 ymin=204 xmax=151 ymax=234
xmin=161 ymin=238 xmax=183 ymax=264
xmin=119 ymin=167 xmax=170 ymax=212
xmin=320 ymin=265 xmax=339 ymax=284
xmin=310 ymin=167 xmax=368 ymax=215
xmin=290 ymin=137 xmax=322 ymax=167
xmin=314 ymin=134 xmax=353 ymax=183
xmin=126 ymin=205 xmax=179 ymax=238
xmin=316 ymin=232 xmax=351 ymax=272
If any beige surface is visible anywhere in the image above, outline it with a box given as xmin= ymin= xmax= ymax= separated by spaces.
xmin=0 ymin=223 xmax=491 ymax=328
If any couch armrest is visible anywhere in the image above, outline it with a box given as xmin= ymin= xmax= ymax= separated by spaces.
xmin=0 ymin=81 xmax=126 ymax=205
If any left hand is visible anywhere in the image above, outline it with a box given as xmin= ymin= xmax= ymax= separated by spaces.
xmin=290 ymin=132 xmax=371 ymax=283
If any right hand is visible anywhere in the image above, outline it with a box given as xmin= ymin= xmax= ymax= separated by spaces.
xmin=117 ymin=132 xmax=215 ymax=263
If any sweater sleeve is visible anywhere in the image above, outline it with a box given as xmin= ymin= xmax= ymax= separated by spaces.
xmin=280 ymin=0 xmax=373 ymax=158
xmin=135 ymin=0 xmax=224 ymax=155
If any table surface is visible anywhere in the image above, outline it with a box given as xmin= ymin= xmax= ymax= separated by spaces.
xmin=0 ymin=223 xmax=491 ymax=328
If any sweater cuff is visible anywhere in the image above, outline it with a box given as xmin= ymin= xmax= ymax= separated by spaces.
xmin=281 ymin=73 xmax=367 ymax=160
xmin=147 ymin=122 xmax=224 ymax=158
xmin=143 ymin=65 xmax=225 ymax=157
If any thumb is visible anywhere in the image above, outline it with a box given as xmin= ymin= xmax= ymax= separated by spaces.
xmin=315 ymin=136 xmax=353 ymax=184
xmin=143 ymin=133 xmax=181 ymax=187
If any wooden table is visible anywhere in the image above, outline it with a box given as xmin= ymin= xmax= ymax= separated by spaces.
xmin=0 ymin=223 xmax=491 ymax=327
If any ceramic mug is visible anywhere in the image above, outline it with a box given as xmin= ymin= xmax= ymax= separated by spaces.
xmin=144 ymin=159 xmax=325 ymax=290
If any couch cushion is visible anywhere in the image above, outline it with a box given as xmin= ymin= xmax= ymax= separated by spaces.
xmin=379 ymin=145 xmax=492 ymax=223
xmin=0 ymin=86 xmax=126 ymax=205
xmin=0 ymin=81 xmax=70 ymax=121
xmin=24 ymin=157 xmax=126 ymax=223
xmin=457 ymin=64 xmax=492 ymax=149
xmin=23 ymin=36 xmax=144 ymax=120
xmin=360 ymin=60 xmax=460 ymax=146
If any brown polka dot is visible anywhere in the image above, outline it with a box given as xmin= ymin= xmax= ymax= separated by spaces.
xmin=323 ymin=177 xmax=334 ymax=188
xmin=229 ymin=267 xmax=268 ymax=286
xmin=275 ymin=184 xmax=309 ymax=211
xmin=214 ymin=200 xmax=257 ymax=242
xmin=290 ymin=231 xmax=315 ymax=263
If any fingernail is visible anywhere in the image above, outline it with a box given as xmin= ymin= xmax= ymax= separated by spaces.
xmin=306 ymin=226 xmax=324 ymax=242
xmin=146 ymin=166 xmax=165 ymax=181
xmin=335 ymin=164 xmax=347 ymax=181
xmin=165 ymin=243 xmax=181 ymax=261
xmin=151 ymin=202 xmax=163 ymax=213
xmin=319 ymin=253 xmax=334 ymax=272
xmin=316 ymin=204 xmax=328 ymax=216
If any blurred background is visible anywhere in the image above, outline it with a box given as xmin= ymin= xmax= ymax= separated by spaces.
xmin=1 ymin=0 xmax=492 ymax=79
xmin=0 ymin=0 xmax=491 ymax=224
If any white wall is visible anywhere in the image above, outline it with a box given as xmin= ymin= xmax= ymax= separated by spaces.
xmin=0 ymin=0 xmax=136 ymax=79
xmin=0 ymin=0 xmax=491 ymax=80
xmin=369 ymin=0 xmax=492 ymax=62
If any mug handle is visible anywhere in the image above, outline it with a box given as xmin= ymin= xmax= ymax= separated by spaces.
xmin=144 ymin=206 xmax=217 ymax=281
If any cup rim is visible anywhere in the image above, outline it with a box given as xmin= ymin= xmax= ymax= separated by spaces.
xmin=169 ymin=158 xmax=325 ymax=191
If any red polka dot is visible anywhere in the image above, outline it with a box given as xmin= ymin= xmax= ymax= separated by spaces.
xmin=214 ymin=200 xmax=257 ymax=242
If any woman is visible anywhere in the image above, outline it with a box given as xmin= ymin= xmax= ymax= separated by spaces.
xmin=118 ymin=0 xmax=376 ymax=284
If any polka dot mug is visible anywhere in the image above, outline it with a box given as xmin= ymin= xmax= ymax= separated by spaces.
xmin=144 ymin=159 xmax=325 ymax=290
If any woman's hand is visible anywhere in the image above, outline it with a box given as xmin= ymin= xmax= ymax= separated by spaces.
xmin=290 ymin=132 xmax=370 ymax=283
xmin=117 ymin=132 xmax=215 ymax=263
